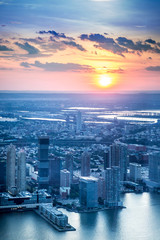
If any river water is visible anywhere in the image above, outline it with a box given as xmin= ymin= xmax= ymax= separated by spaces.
xmin=0 ymin=193 xmax=160 ymax=240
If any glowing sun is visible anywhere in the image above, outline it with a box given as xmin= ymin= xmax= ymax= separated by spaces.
xmin=98 ymin=75 xmax=112 ymax=87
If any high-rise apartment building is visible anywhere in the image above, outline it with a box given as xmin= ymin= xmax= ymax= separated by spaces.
xmin=6 ymin=144 xmax=16 ymax=195
xmin=38 ymin=136 xmax=49 ymax=189
xmin=60 ymin=169 xmax=71 ymax=198
xmin=17 ymin=150 xmax=26 ymax=192
xmin=109 ymin=143 xmax=128 ymax=181
xmin=79 ymin=176 xmax=98 ymax=208
xmin=60 ymin=169 xmax=70 ymax=187
xmin=105 ymin=166 xmax=122 ymax=207
xmin=81 ymin=151 xmax=90 ymax=177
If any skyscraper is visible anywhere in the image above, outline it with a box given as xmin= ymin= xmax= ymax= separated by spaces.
xmin=105 ymin=166 xmax=121 ymax=207
xmin=149 ymin=151 xmax=160 ymax=183
xmin=17 ymin=150 xmax=26 ymax=192
xmin=79 ymin=176 xmax=98 ymax=208
xmin=6 ymin=144 xmax=16 ymax=195
xmin=81 ymin=151 xmax=90 ymax=177
xmin=65 ymin=153 xmax=73 ymax=183
xmin=109 ymin=143 xmax=128 ymax=181
xmin=49 ymin=156 xmax=61 ymax=188
xmin=38 ymin=136 xmax=49 ymax=189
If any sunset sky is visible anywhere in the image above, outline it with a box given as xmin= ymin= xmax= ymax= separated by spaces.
xmin=0 ymin=0 xmax=160 ymax=92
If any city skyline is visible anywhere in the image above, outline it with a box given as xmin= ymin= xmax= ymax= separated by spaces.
xmin=0 ymin=0 xmax=160 ymax=92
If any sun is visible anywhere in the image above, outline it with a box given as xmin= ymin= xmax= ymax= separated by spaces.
xmin=98 ymin=75 xmax=112 ymax=88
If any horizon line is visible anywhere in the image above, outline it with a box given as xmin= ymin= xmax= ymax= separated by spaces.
xmin=1 ymin=90 xmax=160 ymax=94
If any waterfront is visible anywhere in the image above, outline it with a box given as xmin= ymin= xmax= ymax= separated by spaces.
xmin=1 ymin=193 xmax=160 ymax=240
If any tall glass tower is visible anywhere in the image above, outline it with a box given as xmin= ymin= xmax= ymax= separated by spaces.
xmin=6 ymin=144 xmax=16 ymax=195
xmin=38 ymin=136 xmax=49 ymax=189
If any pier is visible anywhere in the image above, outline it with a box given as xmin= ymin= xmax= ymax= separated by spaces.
xmin=0 ymin=203 xmax=76 ymax=232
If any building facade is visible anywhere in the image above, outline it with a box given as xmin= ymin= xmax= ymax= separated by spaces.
xmin=38 ymin=136 xmax=49 ymax=189
xmin=105 ymin=166 xmax=121 ymax=207
xmin=149 ymin=152 xmax=160 ymax=183
xmin=17 ymin=150 xmax=26 ymax=192
xmin=6 ymin=144 xmax=16 ymax=195
xmin=81 ymin=151 xmax=90 ymax=177
xmin=129 ymin=163 xmax=141 ymax=182
xmin=109 ymin=143 xmax=128 ymax=181
xmin=79 ymin=176 xmax=98 ymax=208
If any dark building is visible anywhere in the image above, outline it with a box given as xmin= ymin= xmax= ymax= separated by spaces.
xmin=0 ymin=160 xmax=6 ymax=192
xmin=38 ymin=136 xmax=49 ymax=189
xmin=49 ymin=156 xmax=61 ymax=188
xmin=81 ymin=151 xmax=90 ymax=177
xmin=104 ymin=151 xmax=110 ymax=169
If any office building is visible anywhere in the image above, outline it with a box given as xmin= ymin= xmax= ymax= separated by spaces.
xmin=38 ymin=136 xmax=49 ymax=189
xmin=6 ymin=144 xmax=16 ymax=195
xmin=81 ymin=151 xmax=90 ymax=177
xmin=17 ymin=150 xmax=26 ymax=192
xmin=79 ymin=176 xmax=98 ymax=208
xmin=49 ymin=156 xmax=61 ymax=188
xmin=149 ymin=152 xmax=160 ymax=183
xmin=105 ymin=166 xmax=122 ymax=207
xmin=129 ymin=163 xmax=141 ymax=182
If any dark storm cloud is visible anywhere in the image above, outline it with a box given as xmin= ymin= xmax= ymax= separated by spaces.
xmin=116 ymin=37 xmax=160 ymax=54
xmin=20 ymin=60 xmax=94 ymax=72
xmin=0 ymin=45 xmax=13 ymax=51
xmin=146 ymin=66 xmax=160 ymax=71
xmin=38 ymin=30 xmax=74 ymax=40
xmin=15 ymin=42 xmax=40 ymax=54
xmin=62 ymin=41 xmax=86 ymax=52
xmin=116 ymin=37 xmax=152 ymax=51
xmin=79 ymin=33 xmax=128 ymax=56
xmin=145 ymin=39 xmax=156 ymax=44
